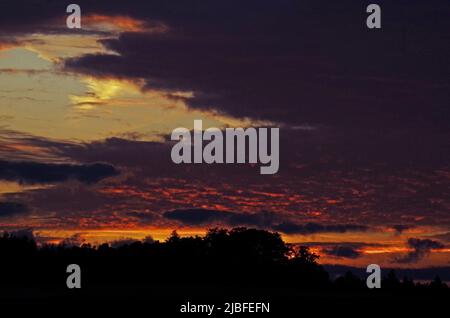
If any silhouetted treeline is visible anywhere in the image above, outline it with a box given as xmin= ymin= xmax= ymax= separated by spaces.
xmin=0 ymin=227 xmax=447 ymax=291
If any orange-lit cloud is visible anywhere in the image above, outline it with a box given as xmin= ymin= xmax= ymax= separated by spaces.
xmin=83 ymin=14 xmax=168 ymax=33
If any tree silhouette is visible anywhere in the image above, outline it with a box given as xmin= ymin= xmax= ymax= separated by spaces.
xmin=430 ymin=275 xmax=447 ymax=289
xmin=334 ymin=271 xmax=365 ymax=290
xmin=382 ymin=270 xmax=401 ymax=289
xmin=0 ymin=227 xmax=447 ymax=294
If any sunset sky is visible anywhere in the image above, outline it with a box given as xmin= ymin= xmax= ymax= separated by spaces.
xmin=0 ymin=0 xmax=449 ymax=269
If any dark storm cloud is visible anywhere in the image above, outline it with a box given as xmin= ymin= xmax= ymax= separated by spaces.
xmin=25 ymin=184 xmax=116 ymax=216
xmin=0 ymin=160 xmax=118 ymax=184
xmin=164 ymin=208 xmax=278 ymax=228
xmin=164 ymin=209 xmax=231 ymax=225
xmin=62 ymin=0 xmax=450 ymax=130
xmin=322 ymin=245 xmax=362 ymax=259
xmin=0 ymin=202 xmax=29 ymax=217
xmin=0 ymin=1 xmax=57 ymax=34
xmin=58 ymin=136 xmax=281 ymax=178
xmin=59 ymin=0 xmax=450 ymax=173
xmin=59 ymin=137 xmax=173 ymax=174
xmin=50 ymin=129 xmax=449 ymax=181
xmin=164 ymin=208 xmax=368 ymax=235
xmin=408 ymin=238 xmax=444 ymax=251
xmin=272 ymin=222 xmax=368 ymax=235
xmin=395 ymin=238 xmax=445 ymax=264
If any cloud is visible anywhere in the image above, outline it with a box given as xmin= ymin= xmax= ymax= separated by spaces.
xmin=0 ymin=1 xmax=448 ymax=132
xmin=0 ymin=1 xmax=448 ymax=251
xmin=395 ymin=238 xmax=445 ymax=264
xmin=58 ymin=1 xmax=450 ymax=176
xmin=1 ymin=132 xmax=448 ymax=233
xmin=164 ymin=208 xmax=278 ymax=227
xmin=163 ymin=208 xmax=236 ymax=225
xmin=164 ymin=208 xmax=368 ymax=235
xmin=62 ymin=1 xmax=450 ymax=132
xmin=0 ymin=201 xmax=29 ymax=217
xmin=0 ymin=160 xmax=118 ymax=184
xmin=164 ymin=208 xmax=277 ymax=228
xmin=322 ymin=245 xmax=362 ymax=259
xmin=431 ymin=232 xmax=450 ymax=243
xmin=0 ymin=129 xmax=77 ymax=162
xmin=408 ymin=238 xmax=444 ymax=250
xmin=125 ymin=211 xmax=156 ymax=223
xmin=0 ymin=37 xmax=21 ymax=51
xmin=272 ymin=222 xmax=368 ymax=235
xmin=391 ymin=224 xmax=415 ymax=235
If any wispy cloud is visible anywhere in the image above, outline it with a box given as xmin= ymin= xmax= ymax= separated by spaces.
xmin=395 ymin=238 xmax=445 ymax=264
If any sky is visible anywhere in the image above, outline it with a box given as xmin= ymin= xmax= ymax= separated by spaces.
xmin=0 ymin=0 xmax=449 ymax=269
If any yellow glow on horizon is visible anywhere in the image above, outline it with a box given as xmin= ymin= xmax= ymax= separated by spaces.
xmin=36 ymin=227 xmax=207 ymax=245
